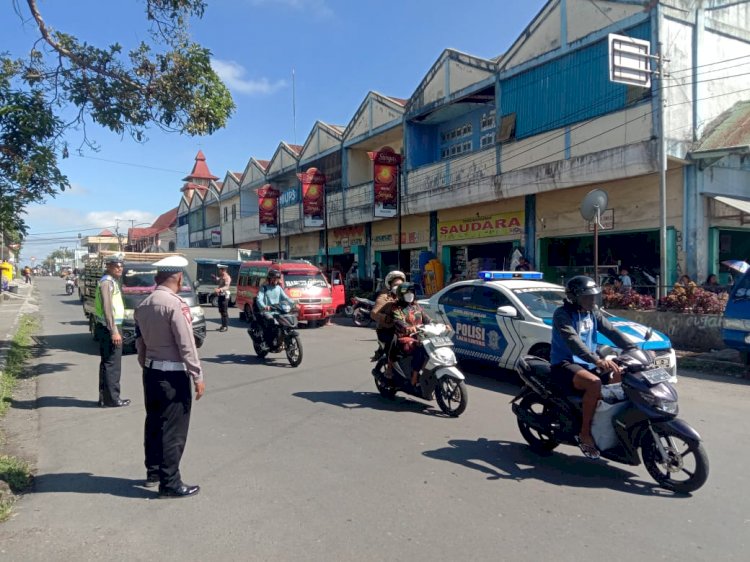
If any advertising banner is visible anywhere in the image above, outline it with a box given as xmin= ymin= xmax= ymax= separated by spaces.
xmin=297 ymin=167 xmax=326 ymax=228
xmin=438 ymin=211 xmax=524 ymax=242
xmin=258 ymin=184 xmax=280 ymax=235
xmin=368 ymin=147 xmax=401 ymax=218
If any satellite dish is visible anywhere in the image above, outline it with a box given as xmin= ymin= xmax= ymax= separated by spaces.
xmin=580 ymin=189 xmax=608 ymax=222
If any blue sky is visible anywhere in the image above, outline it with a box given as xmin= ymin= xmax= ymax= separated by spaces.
xmin=7 ymin=0 xmax=545 ymax=261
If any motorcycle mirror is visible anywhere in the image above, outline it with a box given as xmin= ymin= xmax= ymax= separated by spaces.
xmin=193 ymin=280 xmax=200 ymax=289
xmin=644 ymin=327 xmax=653 ymax=341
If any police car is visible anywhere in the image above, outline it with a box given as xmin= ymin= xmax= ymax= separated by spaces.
xmin=419 ymin=271 xmax=677 ymax=379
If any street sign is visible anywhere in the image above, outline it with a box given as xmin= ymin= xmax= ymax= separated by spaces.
xmin=609 ymin=33 xmax=651 ymax=88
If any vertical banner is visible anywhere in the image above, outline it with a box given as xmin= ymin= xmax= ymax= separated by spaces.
xmin=368 ymin=146 xmax=401 ymax=218
xmin=257 ymin=184 xmax=280 ymax=235
xmin=297 ymin=167 xmax=326 ymax=228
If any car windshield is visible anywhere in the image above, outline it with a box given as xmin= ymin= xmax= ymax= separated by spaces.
xmin=283 ymin=272 xmax=328 ymax=289
xmin=511 ymin=288 xmax=566 ymax=319
xmin=122 ymin=266 xmax=193 ymax=295
xmin=732 ymin=272 xmax=750 ymax=301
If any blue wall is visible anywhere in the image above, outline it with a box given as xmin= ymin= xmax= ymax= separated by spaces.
xmin=500 ymin=21 xmax=651 ymax=139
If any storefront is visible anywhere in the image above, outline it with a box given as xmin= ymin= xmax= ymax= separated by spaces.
xmin=323 ymin=225 xmax=367 ymax=277
xmin=261 ymin=236 xmax=285 ymax=260
xmin=438 ymin=201 xmax=525 ymax=281
xmin=535 ymin=171 xmax=683 ymax=288
xmin=371 ymin=215 xmax=430 ymax=281
xmin=288 ymin=231 xmax=321 ymax=263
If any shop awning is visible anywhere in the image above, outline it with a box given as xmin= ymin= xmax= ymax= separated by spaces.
xmin=714 ymin=196 xmax=750 ymax=215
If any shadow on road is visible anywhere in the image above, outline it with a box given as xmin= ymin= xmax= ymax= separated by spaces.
xmin=33 ymin=333 xmax=96 ymax=355
xmin=202 ymin=353 xmax=266 ymax=366
xmin=31 ymin=472 xmax=155 ymax=499
xmin=32 ymin=362 xmax=75 ymax=376
xmin=58 ymin=298 xmax=83 ymax=306
xmin=58 ymin=320 xmax=89 ymax=326
xmin=422 ymin=438 xmax=685 ymax=497
xmin=293 ymin=390 xmax=446 ymax=416
xmin=9 ymin=395 xmax=99 ymax=410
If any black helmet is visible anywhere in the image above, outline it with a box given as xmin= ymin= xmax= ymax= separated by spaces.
xmin=267 ymin=269 xmax=281 ymax=280
xmin=565 ymin=275 xmax=601 ymax=302
xmin=395 ymin=282 xmax=416 ymax=301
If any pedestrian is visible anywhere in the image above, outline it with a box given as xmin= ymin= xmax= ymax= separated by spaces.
xmin=702 ymin=274 xmax=722 ymax=293
xmin=23 ymin=266 xmax=32 ymax=284
xmin=135 ymin=256 xmax=204 ymax=498
xmin=215 ymin=264 xmax=231 ymax=332
xmin=372 ymin=261 xmax=380 ymax=284
xmin=678 ymin=274 xmax=692 ymax=287
xmin=515 ymin=257 xmax=531 ymax=271
xmin=94 ymin=254 xmax=130 ymax=408
xmin=619 ymin=267 xmax=633 ymax=292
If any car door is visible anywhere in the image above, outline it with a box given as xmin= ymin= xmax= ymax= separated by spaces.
xmin=469 ymin=285 xmax=522 ymax=368
xmin=436 ymin=285 xmax=481 ymax=359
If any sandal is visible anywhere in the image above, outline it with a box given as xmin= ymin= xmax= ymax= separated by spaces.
xmin=575 ymin=436 xmax=600 ymax=460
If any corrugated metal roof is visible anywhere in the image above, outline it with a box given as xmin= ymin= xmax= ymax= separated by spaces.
xmin=697 ymin=100 xmax=750 ymax=151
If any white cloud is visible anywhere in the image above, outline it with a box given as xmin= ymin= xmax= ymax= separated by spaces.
xmin=211 ymin=59 xmax=288 ymax=95
xmin=66 ymin=182 xmax=91 ymax=197
xmin=248 ymin=0 xmax=333 ymax=18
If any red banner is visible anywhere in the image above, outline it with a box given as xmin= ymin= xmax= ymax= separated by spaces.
xmin=258 ymin=184 xmax=280 ymax=234
xmin=368 ymin=147 xmax=401 ymax=218
xmin=297 ymin=167 xmax=326 ymax=228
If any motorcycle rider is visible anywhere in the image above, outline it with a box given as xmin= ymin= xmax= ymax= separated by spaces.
xmin=392 ymin=283 xmax=432 ymax=388
xmin=550 ymin=275 xmax=634 ymax=459
xmin=370 ymin=270 xmax=406 ymax=369
xmin=255 ymin=269 xmax=295 ymax=350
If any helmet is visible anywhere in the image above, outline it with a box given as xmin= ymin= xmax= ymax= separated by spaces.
xmin=267 ymin=269 xmax=281 ymax=280
xmin=384 ymin=270 xmax=406 ymax=288
xmin=565 ymin=275 xmax=601 ymax=303
xmin=395 ymin=282 xmax=416 ymax=301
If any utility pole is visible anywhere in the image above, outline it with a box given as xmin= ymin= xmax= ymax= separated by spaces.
xmin=656 ymin=41 xmax=669 ymax=298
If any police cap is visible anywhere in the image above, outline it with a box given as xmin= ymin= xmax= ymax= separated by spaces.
xmin=152 ymin=255 xmax=189 ymax=273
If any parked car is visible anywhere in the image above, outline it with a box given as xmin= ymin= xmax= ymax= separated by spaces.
xmin=418 ymin=270 xmax=677 ymax=379
xmin=235 ymin=260 xmax=345 ymax=327
xmin=722 ymin=268 xmax=750 ymax=369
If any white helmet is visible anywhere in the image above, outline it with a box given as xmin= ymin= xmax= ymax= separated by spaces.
xmin=384 ymin=270 xmax=406 ymax=288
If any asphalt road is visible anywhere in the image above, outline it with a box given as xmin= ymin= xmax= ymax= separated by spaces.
xmin=1 ymin=278 xmax=749 ymax=561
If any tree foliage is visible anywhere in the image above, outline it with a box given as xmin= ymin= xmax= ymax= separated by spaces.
xmin=1 ymin=0 xmax=235 ymax=236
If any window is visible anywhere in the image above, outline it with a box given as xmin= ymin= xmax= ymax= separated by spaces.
xmin=462 ymin=141 xmax=472 ymax=152
xmin=481 ymin=110 xmax=496 ymax=131
xmin=511 ymin=289 xmax=565 ymax=319
xmin=224 ymin=207 xmax=228 ymax=223
xmin=232 ymin=204 xmax=237 ymax=220
xmin=480 ymin=133 xmax=494 ymax=149
xmin=438 ymin=286 xmax=474 ymax=308
xmin=470 ymin=286 xmax=511 ymax=313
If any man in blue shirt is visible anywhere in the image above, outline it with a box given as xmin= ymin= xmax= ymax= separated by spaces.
xmin=255 ymin=269 xmax=295 ymax=349
xmin=550 ymin=276 xmax=633 ymax=459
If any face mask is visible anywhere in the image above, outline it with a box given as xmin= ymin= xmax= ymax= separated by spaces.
xmin=404 ymin=293 xmax=415 ymax=303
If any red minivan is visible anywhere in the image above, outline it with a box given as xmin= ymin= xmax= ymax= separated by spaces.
xmin=235 ymin=260 xmax=345 ymax=326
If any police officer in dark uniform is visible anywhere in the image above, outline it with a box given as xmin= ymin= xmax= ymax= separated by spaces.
xmin=135 ymin=256 xmax=205 ymax=498
xmin=94 ymin=253 xmax=130 ymax=407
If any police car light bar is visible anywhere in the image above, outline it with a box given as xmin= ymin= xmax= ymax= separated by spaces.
xmin=478 ymin=271 xmax=544 ymax=281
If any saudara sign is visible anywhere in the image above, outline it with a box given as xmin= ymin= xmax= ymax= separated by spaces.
xmin=438 ymin=211 xmax=524 ymax=242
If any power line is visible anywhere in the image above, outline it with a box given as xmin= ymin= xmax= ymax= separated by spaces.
xmin=76 ymin=154 xmax=186 ymax=175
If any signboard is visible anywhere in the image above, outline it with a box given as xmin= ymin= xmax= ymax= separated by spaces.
xmin=368 ymin=147 xmax=401 ymax=218
xmin=211 ymin=230 xmax=222 ymax=246
xmin=279 ymin=186 xmax=299 ymax=208
xmin=258 ymin=184 xmax=280 ymax=235
xmin=331 ymin=225 xmax=365 ymax=248
xmin=297 ymin=167 xmax=326 ymax=228
xmin=438 ymin=211 xmax=524 ymax=242
xmin=586 ymin=208 xmax=615 ymax=232
xmin=609 ymin=33 xmax=651 ymax=88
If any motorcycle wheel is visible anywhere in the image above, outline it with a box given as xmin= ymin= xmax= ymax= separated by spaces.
xmin=253 ymin=341 xmax=269 ymax=358
xmin=208 ymin=294 xmax=218 ymax=307
xmin=374 ymin=374 xmax=397 ymax=399
xmin=435 ymin=376 xmax=468 ymax=417
xmin=641 ymin=426 xmax=709 ymax=494
xmin=353 ymin=308 xmax=368 ymax=327
xmin=344 ymin=305 xmax=354 ymax=317
xmin=516 ymin=394 xmax=560 ymax=453
xmin=285 ymin=334 xmax=303 ymax=367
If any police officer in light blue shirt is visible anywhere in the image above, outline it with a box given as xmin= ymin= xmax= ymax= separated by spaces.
xmin=550 ymin=275 xmax=633 ymax=459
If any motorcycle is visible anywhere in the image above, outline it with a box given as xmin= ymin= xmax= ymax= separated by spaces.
xmin=247 ymin=302 xmax=303 ymax=367
xmin=372 ymin=323 xmax=468 ymax=417
xmin=65 ymin=277 xmax=75 ymax=295
xmin=512 ymin=347 xmax=709 ymax=493
xmin=348 ymin=296 xmax=374 ymax=327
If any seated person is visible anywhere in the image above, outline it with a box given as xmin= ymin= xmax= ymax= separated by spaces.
xmin=255 ymin=269 xmax=295 ymax=348
xmin=551 ymin=276 xmax=634 ymax=459
xmin=392 ymin=283 xmax=432 ymax=387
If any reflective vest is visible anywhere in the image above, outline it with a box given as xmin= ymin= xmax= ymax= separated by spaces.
xmin=94 ymin=274 xmax=125 ymax=326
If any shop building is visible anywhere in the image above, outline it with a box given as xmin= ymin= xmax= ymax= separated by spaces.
xmin=234 ymin=157 xmax=269 ymax=253
xmin=176 ymin=150 xmax=219 ymax=249
xmin=218 ymin=171 xmax=242 ymax=248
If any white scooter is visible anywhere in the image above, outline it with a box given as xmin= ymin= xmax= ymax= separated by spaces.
xmin=65 ymin=277 xmax=75 ymax=295
xmin=372 ymin=323 xmax=468 ymax=417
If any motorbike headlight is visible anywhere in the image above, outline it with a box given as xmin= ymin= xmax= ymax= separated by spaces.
xmin=638 ymin=383 xmax=678 ymax=414
xmin=434 ymin=347 xmax=455 ymax=366
xmin=190 ymin=306 xmax=204 ymax=320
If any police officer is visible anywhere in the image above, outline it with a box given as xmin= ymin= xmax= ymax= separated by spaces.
xmin=94 ymin=253 xmax=130 ymax=408
xmin=215 ymin=264 xmax=231 ymax=332
xmin=135 ymin=256 xmax=205 ymax=498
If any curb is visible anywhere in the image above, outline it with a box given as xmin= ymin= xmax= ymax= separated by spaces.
xmin=0 ymin=285 xmax=36 ymax=373
xmin=676 ymin=355 xmax=748 ymax=379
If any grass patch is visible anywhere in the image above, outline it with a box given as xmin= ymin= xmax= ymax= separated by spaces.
xmin=0 ymin=315 xmax=38 ymax=417
xmin=0 ymin=455 xmax=33 ymax=522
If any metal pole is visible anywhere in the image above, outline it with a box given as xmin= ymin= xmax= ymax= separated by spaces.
xmin=657 ymin=42 xmax=668 ymax=300
xmin=324 ymin=186 xmax=330 ymax=273
xmin=594 ymin=212 xmax=599 ymax=286
xmin=397 ymin=162 xmax=402 ymax=271
xmin=277 ymin=194 xmax=282 ymax=259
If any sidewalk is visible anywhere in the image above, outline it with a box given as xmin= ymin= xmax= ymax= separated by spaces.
xmin=0 ymin=282 xmax=38 ymax=370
